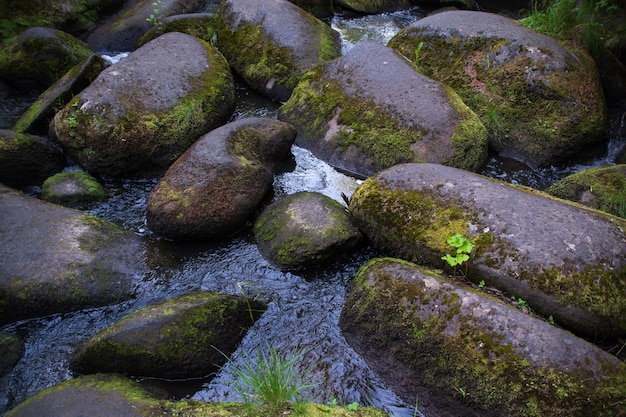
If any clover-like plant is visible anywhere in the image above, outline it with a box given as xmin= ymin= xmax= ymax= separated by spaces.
xmin=441 ymin=233 xmax=474 ymax=276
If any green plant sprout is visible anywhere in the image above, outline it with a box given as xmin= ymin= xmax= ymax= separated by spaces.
xmin=146 ymin=0 xmax=167 ymax=34
xmin=441 ymin=233 xmax=474 ymax=275
xmin=414 ymin=41 xmax=424 ymax=62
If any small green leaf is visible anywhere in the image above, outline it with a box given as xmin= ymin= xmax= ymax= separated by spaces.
xmin=347 ymin=402 xmax=359 ymax=411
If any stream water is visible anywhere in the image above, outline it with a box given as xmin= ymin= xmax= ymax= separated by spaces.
xmin=1 ymin=5 xmax=624 ymax=417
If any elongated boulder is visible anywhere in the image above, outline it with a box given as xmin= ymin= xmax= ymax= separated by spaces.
xmin=84 ymin=0 xmax=205 ymax=52
xmin=545 ymin=164 xmax=626 ymax=219
xmin=278 ymin=41 xmax=488 ymax=179
xmin=13 ymin=54 xmax=106 ymax=135
xmin=216 ymin=0 xmax=342 ymax=102
xmin=52 ymin=32 xmax=235 ymax=177
xmin=340 ymin=258 xmax=626 ymax=417
xmin=0 ymin=129 xmax=65 ymax=187
xmin=388 ymin=10 xmax=607 ymax=168
xmin=70 ymin=291 xmax=266 ymax=379
xmin=136 ymin=13 xmax=217 ymax=47
xmin=0 ymin=27 xmax=93 ymax=87
xmin=0 ymin=184 xmax=146 ymax=325
xmin=254 ymin=191 xmax=363 ymax=269
xmin=348 ymin=163 xmax=626 ymax=339
xmin=146 ymin=118 xmax=296 ymax=240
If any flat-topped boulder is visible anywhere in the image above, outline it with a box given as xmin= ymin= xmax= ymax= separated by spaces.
xmin=0 ymin=184 xmax=147 ymax=325
xmin=348 ymin=163 xmax=626 ymax=339
xmin=388 ymin=10 xmax=607 ymax=168
xmin=279 ymin=41 xmax=488 ymax=178
xmin=341 ymin=258 xmax=626 ymax=417
xmin=52 ymin=32 xmax=235 ymax=177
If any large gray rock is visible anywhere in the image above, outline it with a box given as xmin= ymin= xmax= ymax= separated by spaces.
xmin=348 ymin=163 xmax=626 ymax=339
xmin=0 ymin=184 xmax=146 ymax=325
xmin=84 ymin=0 xmax=205 ymax=52
xmin=52 ymin=32 xmax=235 ymax=177
xmin=341 ymin=258 xmax=626 ymax=417
xmin=254 ymin=191 xmax=363 ymax=269
xmin=388 ymin=10 xmax=607 ymax=168
xmin=0 ymin=129 xmax=66 ymax=187
xmin=216 ymin=0 xmax=342 ymax=102
xmin=279 ymin=41 xmax=488 ymax=178
xmin=70 ymin=291 xmax=266 ymax=379
xmin=146 ymin=118 xmax=296 ymax=240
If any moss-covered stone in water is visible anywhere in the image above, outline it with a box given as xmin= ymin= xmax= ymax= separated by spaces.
xmin=42 ymin=171 xmax=107 ymax=206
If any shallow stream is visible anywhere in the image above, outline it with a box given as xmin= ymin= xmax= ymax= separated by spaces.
xmin=1 ymin=6 xmax=624 ymax=417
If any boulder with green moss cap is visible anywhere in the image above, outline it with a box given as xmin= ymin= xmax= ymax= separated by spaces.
xmin=52 ymin=32 xmax=235 ymax=177
xmin=388 ymin=10 xmax=607 ymax=168
xmin=340 ymin=257 xmax=626 ymax=417
xmin=0 ymin=184 xmax=146 ymax=325
xmin=0 ymin=27 xmax=93 ymax=88
xmin=147 ymin=118 xmax=296 ymax=240
xmin=216 ymin=0 xmax=342 ymax=102
xmin=42 ymin=171 xmax=107 ymax=208
xmin=545 ymin=164 xmax=626 ymax=219
xmin=279 ymin=40 xmax=488 ymax=178
xmin=70 ymin=291 xmax=266 ymax=379
xmin=254 ymin=191 xmax=363 ymax=270
xmin=348 ymin=163 xmax=626 ymax=340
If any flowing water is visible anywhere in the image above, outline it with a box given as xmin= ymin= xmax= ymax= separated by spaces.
xmin=1 ymin=6 xmax=625 ymax=417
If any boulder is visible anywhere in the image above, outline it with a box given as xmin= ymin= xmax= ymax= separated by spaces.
xmin=278 ymin=41 xmax=488 ymax=178
xmin=0 ymin=27 xmax=93 ymax=88
xmin=13 ymin=54 xmax=106 ymax=135
xmin=348 ymin=163 xmax=626 ymax=339
xmin=216 ymin=0 xmax=342 ymax=102
xmin=4 ymin=373 xmax=387 ymax=417
xmin=545 ymin=164 xmax=626 ymax=219
xmin=388 ymin=10 xmax=608 ymax=168
xmin=340 ymin=258 xmax=626 ymax=417
xmin=52 ymin=32 xmax=235 ymax=177
xmin=84 ymin=0 xmax=205 ymax=52
xmin=332 ymin=0 xmax=411 ymax=13
xmin=136 ymin=13 xmax=217 ymax=48
xmin=0 ymin=129 xmax=66 ymax=187
xmin=0 ymin=184 xmax=146 ymax=325
xmin=147 ymin=118 xmax=296 ymax=240
xmin=254 ymin=191 xmax=363 ymax=269
xmin=70 ymin=291 xmax=266 ymax=379
xmin=42 ymin=171 xmax=107 ymax=208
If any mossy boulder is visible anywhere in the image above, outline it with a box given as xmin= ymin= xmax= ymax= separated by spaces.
xmin=70 ymin=291 xmax=266 ymax=379
xmin=254 ymin=191 xmax=363 ymax=270
xmin=388 ymin=10 xmax=608 ymax=168
xmin=340 ymin=257 xmax=626 ymax=417
xmin=136 ymin=13 xmax=217 ymax=48
xmin=216 ymin=0 xmax=342 ymax=102
xmin=84 ymin=0 xmax=205 ymax=52
xmin=278 ymin=41 xmax=488 ymax=178
xmin=52 ymin=32 xmax=235 ymax=177
xmin=5 ymin=373 xmax=387 ymax=417
xmin=348 ymin=163 xmax=626 ymax=339
xmin=42 ymin=170 xmax=107 ymax=207
xmin=0 ymin=27 xmax=93 ymax=88
xmin=147 ymin=118 xmax=296 ymax=240
xmin=0 ymin=0 xmax=120 ymax=45
xmin=0 ymin=183 xmax=147 ymax=325
xmin=545 ymin=164 xmax=626 ymax=219
xmin=0 ymin=129 xmax=65 ymax=187
xmin=13 ymin=53 xmax=106 ymax=135
xmin=0 ymin=334 xmax=23 ymax=378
